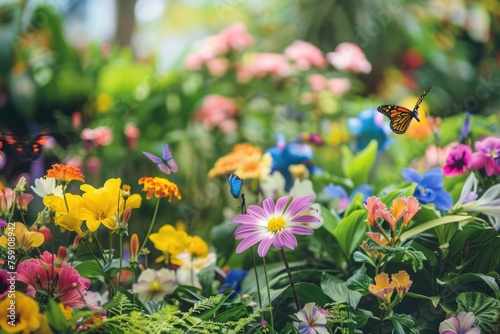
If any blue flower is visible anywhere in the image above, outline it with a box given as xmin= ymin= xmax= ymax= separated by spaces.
xmin=217 ymin=269 xmax=247 ymax=297
xmin=402 ymin=167 xmax=453 ymax=211
xmin=266 ymin=134 xmax=317 ymax=191
xmin=324 ymin=183 xmax=373 ymax=211
xmin=347 ymin=109 xmax=394 ymax=152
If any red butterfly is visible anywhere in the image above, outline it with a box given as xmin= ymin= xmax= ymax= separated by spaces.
xmin=377 ymin=86 xmax=431 ymax=134
xmin=0 ymin=130 xmax=49 ymax=161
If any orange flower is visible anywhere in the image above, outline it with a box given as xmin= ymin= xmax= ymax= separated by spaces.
xmin=366 ymin=232 xmax=389 ymax=246
xmin=46 ymin=164 xmax=85 ymax=184
xmin=364 ymin=196 xmax=387 ymax=225
xmin=138 ymin=177 xmax=181 ymax=201
xmin=398 ymin=96 xmax=432 ymax=140
xmin=391 ymin=270 xmax=412 ymax=297
xmin=130 ymin=234 xmax=140 ymax=262
xmin=368 ymin=272 xmax=395 ymax=305
xmin=208 ymin=143 xmax=271 ymax=180
xmin=403 ymin=196 xmax=421 ymax=225
xmin=377 ymin=197 xmax=408 ymax=231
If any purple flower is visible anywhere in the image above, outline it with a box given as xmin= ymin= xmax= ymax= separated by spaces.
xmin=471 ymin=136 xmax=500 ymax=176
xmin=347 ymin=109 xmax=394 ymax=152
xmin=233 ymin=195 xmax=322 ymax=257
xmin=443 ymin=144 xmax=473 ymax=177
xmin=459 ymin=111 xmax=472 ymax=143
xmin=439 ymin=311 xmax=480 ymax=334
xmin=403 ymin=167 xmax=453 ymax=211
xmin=0 ymin=219 xmax=7 ymax=228
xmin=294 ymin=302 xmax=329 ymax=334
xmin=0 ymin=269 xmax=11 ymax=299
xmin=324 ymin=183 xmax=373 ymax=211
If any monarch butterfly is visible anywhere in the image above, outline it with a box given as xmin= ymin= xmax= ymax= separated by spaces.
xmin=142 ymin=143 xmax=179 ymax=175
xmin=0 ymin=130 xmax=49 ymax=161
xmin=225 ymin=173 xmax=243 ymax=199
xmin=377 ymin=86 xmax=431 ymax=134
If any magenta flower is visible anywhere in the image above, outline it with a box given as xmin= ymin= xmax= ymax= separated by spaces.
xmin=471 ymin=136 xmax=500 ymax=176
xmin=443 ymin=144 xmax=473 ymax=177
xmin=439 ymin=311 xmax=480 ymax=334
xmin=0 ymin=269 xmax=11 ymax=298
xmin=16 ymin=251 xmax=91 ymax=308
xmin=233 ymin=195 xmax=322 ymax=257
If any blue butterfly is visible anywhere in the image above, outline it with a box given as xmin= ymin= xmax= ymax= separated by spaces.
xmin=225 ymin=173 xmax=243 ymax=199
xmin=142 ymin=143 xmax=179 ymax=175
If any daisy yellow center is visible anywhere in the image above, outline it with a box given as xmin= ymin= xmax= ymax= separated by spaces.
xmin=96 ymin=210 xmax=106 ymax=220
xmin=267 ymin=216 xmax=285 ymax=233
xmin=150 ymin=281 xmax=161 ymax=292
xmin=491 ymin=150 xmax=498 ymax=158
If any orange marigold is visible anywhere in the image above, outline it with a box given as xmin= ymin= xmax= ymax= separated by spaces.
xmin=46 ymin=164 xmax=85 ymax=184
xmin=138 ymin=177 xmax=181 ymax=201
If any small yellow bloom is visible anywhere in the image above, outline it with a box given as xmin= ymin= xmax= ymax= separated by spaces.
xmin=46 ymin=164 xmax=85 ymax=184
xmin=79 ymin=191 xmax=118 ymax=231
xmin=59 ymin=303 xmax=73 ymax=321
xmin=0 ymin=222 xmax=44 ymax=251
xmin=96 ymin=93 xmax=112 ymax=113
xmin=186 ymin=235 xmax=209 ymax=258
xmin=391 ymin=270 xmax=412 ymax=297
xmin=288 ymin=164 xmax=310 ymax=180
xmin=150 ymin=225 xmax=188 ymax=265
xmin=0 ymin=292 xmax=41 ymax=333
xmin=368 ymin=272 xmax=395 ymax=304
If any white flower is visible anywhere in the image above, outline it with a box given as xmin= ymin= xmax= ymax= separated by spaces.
xmin=289 ymin=179 xmax=323 ymax=229
xmin=176 ymin=252 xmax=217 ymax=288
xmin=30 ymin=178 xmax=63 ymax=198
xmin=131 ymin=268 xmax=177 ymax=303
xmin=294 ymin=302 xmax=329 ymax=334
xmin=453 ymin=172 xmax=500 ymax=230
xmin=15 ymin=176 xmax=26 ymax=193
xmin=260 ymin=171 xmax=286 ymax=199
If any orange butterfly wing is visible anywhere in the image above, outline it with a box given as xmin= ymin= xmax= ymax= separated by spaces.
xmin=377 ymin=105 xmax=415 ymax=134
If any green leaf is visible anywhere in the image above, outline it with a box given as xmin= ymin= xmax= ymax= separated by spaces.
xmin=75 ymin=260 xmax=105 ymax=280
xmin=437 ymin=273 xmax=499 ymax=294
xmin=406 ymin=292 xmax=440 ymax=308
xmin=198 ymin=262 xmax=216 ymax=297
xmin=290 ymin=282 xmax=331 ymax=307
xmin=370 ymin=243 xmax=426 ymax=272
xmin=342 ymin=140 xmax=378 ymax=187
xmin=400 ymin=215 xmax=474 ymax=241
xmin=321 ymin=273 xmax=362 ymax=308
xmin=211 ymin=222 xmax=237 ymax=267
xmin=197 ymin=294 xmax=230 ymax=320
xmin=320 ymin=205 xmax=341 ymax=233
xmin=388 ymin=313 xmax=416 ymax=334
xmin=46 ymin=299 xmax=68 ymax=332
xmin=346 ymin=266 xmax=372 ymax=295
xmin=457 ymin=292 xmax=500 ymax=333
xmin=352 ymin=251 xmax=376 ymax=267
xmin=380 ymin=183 xmax=417 ymax=204
xmin=333 ymin=209 xmax=368 ymax=259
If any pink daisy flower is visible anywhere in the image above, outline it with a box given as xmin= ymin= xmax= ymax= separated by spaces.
xmin=443 ymin=144 xmax=473 ymax=177
xmin=233 ymin=195 xmax=322 ymax=257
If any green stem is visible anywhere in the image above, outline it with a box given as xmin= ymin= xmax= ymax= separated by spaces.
xmin=250 ymin=246 xmax=263 ymax=313
xmin=378 ymin=309 xmax=386 ymax=334
xmin=118 ymin=234 xmax=123 ymax=285
xmin=84 ymin=240 xmax=115 ymax=298
xmin=281 ymin=249 xmax=300 ymax=311
xmin=137 ymin=197 xmax=161 ymax=258
xmin=261 ymin=256 xmax=274 ymax=330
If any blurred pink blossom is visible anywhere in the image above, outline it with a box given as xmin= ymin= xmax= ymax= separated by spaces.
xmin=307 ymin=74 xmax=351 ymax=96
xmin=81 ymin=126 xmax=113 ymax=147
xmin=63 ymin=157 xmax=83 ymax=170
xmin=412 ymin=143 xmax=456 ymax=172
xmin=124 ymin=123 xmax=140 ymax=151
xmin=284 ymin=40 xmax=327 ymax=70
xmin=86 ymin=157 xmax=102 ymax=179
xmin=0 ymin=187 xmax=14 ymax=215
xmin=194 ymin=95 xmax=239 ymax=133
xmin=206 ymin=58 xmax=229 ymax=76
xmin=327 ymin=42 xmax=372 ymax=73
xmin=238 ymin=53 xmax=291 ymax=81
xmin=218 ymin=22 xmax=254 ymax=51
xmin=72 ymin=112 xmax=82 ymax=129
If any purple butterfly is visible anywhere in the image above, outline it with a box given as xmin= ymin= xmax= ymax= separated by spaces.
xmin=142 ymin=144 xmax=179 ymax=174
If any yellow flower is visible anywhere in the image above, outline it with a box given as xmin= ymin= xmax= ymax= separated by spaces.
xmin=45 ymin=164 xmax=85 ymax=185
xmin=0 ymin=292 xmax=41 ymax=333
xmin=186 ymin=235 xmax=209 ymax=258
xmin=44 ymin=194 xmax=85 ymax=236
xmin=150 ymin=225 xmax=188 ymax=265
xmin=208 ymin=143 xmax=272 ymax=180
xmin=0 ymin=222 xmax=44 ymax=251
xmin=391 ymin=270 xmax=412 ymax=297
xmin=79 ymin=191 xmax=118 ymax=231
xmin=138 ymin=177 xmax=181 ymax=201
xmin=368 ymin=272 xmax=395 ymax=305
xmin=80 ymin=178 xmax=142 ymax=230
xmin=96 ymin=93 xmax=112 ymax=113
xmin=59 ymin=303 xmax=73 ymax=321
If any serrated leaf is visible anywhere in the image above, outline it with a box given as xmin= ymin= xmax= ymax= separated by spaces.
xmin=457 ymin=292 xmax=500 ymax=333
xmin=388 ymin=313 xmax=416 ymax=334
xmin=371 ymin=243 xmax=426 ymax=272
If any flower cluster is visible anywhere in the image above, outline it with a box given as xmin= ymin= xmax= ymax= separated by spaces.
xmin=369 ymin=271 xmax=412 ymax=308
